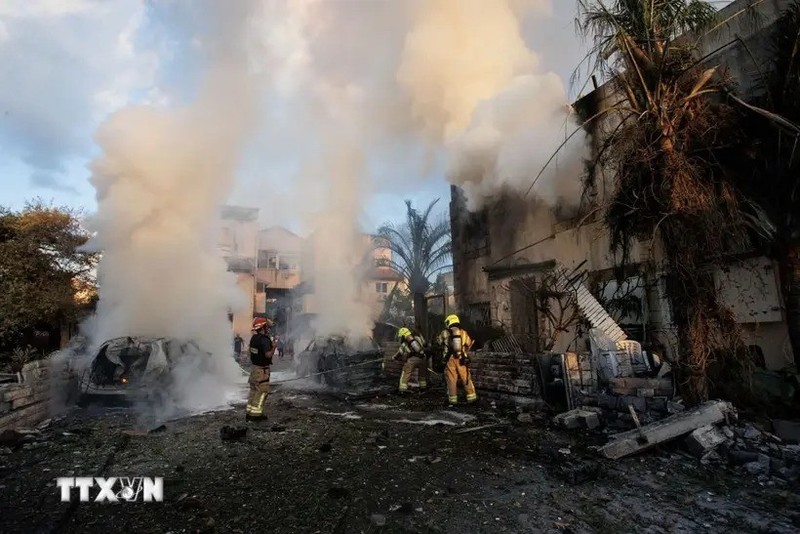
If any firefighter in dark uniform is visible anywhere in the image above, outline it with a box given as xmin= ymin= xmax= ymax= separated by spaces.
xmin=246 ymin=317 xmax=275 ymax=422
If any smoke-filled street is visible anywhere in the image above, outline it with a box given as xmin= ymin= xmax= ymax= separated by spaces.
xmin=2 ymin=369 xmax=799 ymax=534
xmin=5 ymin=1 xmax=800 ymax=533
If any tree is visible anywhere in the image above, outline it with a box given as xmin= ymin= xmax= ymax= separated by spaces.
xmin=379 ymin=284 xmax=414 ymax=326
xmin=575 ymin=0 xmax=754 ymax=402
xmin=377 ymin=199 xmax=451 ymax=337
xmin=0 ymin=201 xmax=97 ymax=351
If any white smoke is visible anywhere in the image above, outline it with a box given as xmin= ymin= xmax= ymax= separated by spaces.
xmin=397 ymin=0 xmax=589 ymax=210
xmin=83 ymin=3 xmax=261 ymax=414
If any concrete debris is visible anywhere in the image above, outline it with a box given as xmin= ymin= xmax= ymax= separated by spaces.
xmin=743 ymin=454 xmax=771 ymax=476
xmin=370 ymin=514 xmax=386 ymax=527
xmin=741 ymin=424 xmax=763 ymax=442
xmin=685 ymin=425 xmax=727 ymax=458
xmin=666 ymin=401 xmax=685 ymax=414
xmin=600 ymin=400 xmax=736 ymax=460
xmin=553 ymin=408 xmax=602 ymax=430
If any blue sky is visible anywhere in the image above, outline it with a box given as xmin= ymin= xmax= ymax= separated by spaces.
xmin=0 ymin=1 xmax=731 ymax=231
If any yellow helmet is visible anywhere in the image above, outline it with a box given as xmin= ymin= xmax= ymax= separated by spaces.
xmin=444 ymin=314 xmax=460 ymax=328
xmin=397 ymin=327 xmax=412 ymax=340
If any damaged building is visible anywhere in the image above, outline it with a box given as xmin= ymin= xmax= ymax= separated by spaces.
xmin=449 ymin=0 xmax=795 ymax=373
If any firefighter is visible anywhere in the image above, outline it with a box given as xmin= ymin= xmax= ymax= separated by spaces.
xmin=393 ymin=327 xmax=429 ymax=393
xmin=438 ymin=314 xmax=477 ymax=406
xmin=246 ymin=317 xmax=275 ymax=422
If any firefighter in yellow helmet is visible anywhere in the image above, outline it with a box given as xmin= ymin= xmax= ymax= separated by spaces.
xmin=246 ymin=316 xmax=275 ymax=422
xmin=437 ymin=314 xmax=477 ymax=405
xmin=393 ymin=327 xmax=429 ymax=393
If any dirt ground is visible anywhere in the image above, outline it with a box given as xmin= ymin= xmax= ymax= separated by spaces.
xmin=2 ymin=364 xmax=800 ymax=534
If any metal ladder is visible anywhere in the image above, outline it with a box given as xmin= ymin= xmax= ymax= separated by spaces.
xmin=553 ymin=263 xmax=628 ymax=343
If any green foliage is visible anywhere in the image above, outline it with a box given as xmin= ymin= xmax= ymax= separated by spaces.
xmin=0 ymin=200 xmax=97 ymax=348
xmin=377 ymin=199 xmax=451 ymax=296
xmin=379 ymin=284 xmax=414 ymax=326
xmin=377 ymin=199 xmax=451 ymax=330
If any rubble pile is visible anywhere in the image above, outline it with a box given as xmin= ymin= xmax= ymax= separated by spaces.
xmin=708 ymin=422 xmax=800 ymax=483
xmin=557 ymin=396 xmax=800 ymax=484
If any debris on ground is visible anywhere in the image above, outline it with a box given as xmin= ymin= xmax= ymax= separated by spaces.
xmin=600 ymin=400 xmax=736 ymax=459
xmin=685 ymin=425 xmax=727 ymax=458
xmin=552 ymin=407 xmax=602 ymax=430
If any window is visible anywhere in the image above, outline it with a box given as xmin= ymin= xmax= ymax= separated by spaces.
xmin=467 ymin=301 xmax=491 ymax=327
xmin=376 ymin=282 xmax=388 ymax=293
xmin=258 ymin=250 xmax=299 ymax=270
xmin=279 ymin=254 xmax=299 ymax=271
xmin=258 ymin=250 xmax=276 ymax=268
xmin=462 ymin=209 xmax=490 ymax=259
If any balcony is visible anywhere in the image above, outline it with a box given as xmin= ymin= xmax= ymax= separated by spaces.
xmin=257 ymin=267 xmax=301 ymax=290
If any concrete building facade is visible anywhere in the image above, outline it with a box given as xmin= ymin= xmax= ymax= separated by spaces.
xmin=449 ymin=0 xmax=795 ymax=370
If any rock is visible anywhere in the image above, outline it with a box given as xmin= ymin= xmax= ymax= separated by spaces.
xmin=517 ymin=413 xmax=533 ymax=424
xmin=743 ymin=424 xmax=762 ymax=442
xmin=685 ymin=425 xmax=727 ymax=458
xmin=149 ymin=424 xmax=167 ymax=433
xmin=584 ymin=413 xmax=601 ymax=430
xmin=636 ymin=388 xmax=655 ymax=398
xmin=319 ymin=441 xmax=333 ymax=453
xmin=371 ymin=514 xmax=386 ymax=527
xmin=0 ymin=447 xmax=12 ymax=455
xmin=553 ymin=409 xmax=603 ymax=430
xmin=722 ymin=426 xmax=735 ymax=440
xmin=743 ymin=454 xmax=771 ymax=476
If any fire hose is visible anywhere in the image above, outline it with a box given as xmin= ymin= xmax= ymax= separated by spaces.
xmin=268 ymin=356 xmax=386 ymax=385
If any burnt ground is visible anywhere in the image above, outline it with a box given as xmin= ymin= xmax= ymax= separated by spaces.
xmin=2 ymin=364 xmax=800 ymax=533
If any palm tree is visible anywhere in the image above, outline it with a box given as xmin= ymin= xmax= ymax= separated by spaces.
xmin=575 ymin=0 xmax=754 ymax=401
xmin=377 ymin=199 xmax=451 ymax=337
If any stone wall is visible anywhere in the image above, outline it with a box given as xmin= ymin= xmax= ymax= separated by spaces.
xmin=382 ymin=346 xmax=543 ymax=406
xmin=0 ymin=360 xmax=52 ymax=431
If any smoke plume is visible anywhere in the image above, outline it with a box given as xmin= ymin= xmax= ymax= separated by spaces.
xmin=83 ymin=3 xmax=261 ymax=414
xmin=398 ymin=0 xmax=588 ymax=210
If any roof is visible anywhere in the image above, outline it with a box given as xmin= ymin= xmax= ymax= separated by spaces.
xmin=369 ymin=266 xmax=404 ymax=281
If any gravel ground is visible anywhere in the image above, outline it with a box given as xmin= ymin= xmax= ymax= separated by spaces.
xmin=1 ymin=374 xmax=799 ymax=534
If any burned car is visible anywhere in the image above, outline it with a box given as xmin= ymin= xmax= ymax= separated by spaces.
xmin=294 ymin=335 xmax=384 ymax=390
xmin=77 ymin=337 xmax=212 ymax=402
